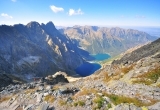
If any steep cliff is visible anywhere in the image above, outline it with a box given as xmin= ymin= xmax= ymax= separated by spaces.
xmin=0 ymin=21 xmax=85 ymax=80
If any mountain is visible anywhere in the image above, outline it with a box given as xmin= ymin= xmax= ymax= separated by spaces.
xmin=112 ymin=38 xmax=160 ymax=65
xmin=0 ymin=21 xmax=88 ymax=81
xmin=0 ymin=39 xmax=160 ymax=110
xmin=60 ymin=26 xmax=157 ymax=56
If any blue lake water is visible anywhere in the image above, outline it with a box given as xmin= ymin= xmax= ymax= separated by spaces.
xmin=91 ymin=54 xmax=111 ymax=61
xmin=75 ymin=54 xmax=111 ymax=77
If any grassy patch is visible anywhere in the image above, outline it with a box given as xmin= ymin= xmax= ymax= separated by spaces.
xmin=105 ymin=94 xmax=157 ymax=107
xmin=103 ymin=72 xmax=112 ymax=82
xmin=0 ymin=96 xmax=11 ymax=103
xmin=44 ymin=95 xmax=55 ymax=103
xmin=73 ymin=100 xmax=85 ymax=106
xmin=58 ymin=99 xmax=67 ymax=106
xmin=75 ymin=88 xmax=98 ymax=96
xmin=24 ymin=88 xmax=36 ymax=94
xmin=157 ymin=84 xmax=160 ymax=87
xmin=73 ymin=102 xmax=78 ymax=107
xmin=78 ymin=101 xmax=85 ymax=106
xmin=107 ymin=103 xmax=112 ymax=109
xmin=52 ymin=85 xmax=60 ymax=90
xmin=132 ymin=67 xmax=160 ymax=85
xmin=121 ymin=64 xmax=134 ymax=74
xmin=94 ymin=96 xmax=105 ymax=109
xmin=132 ymin=79 xmax=153 ymax=85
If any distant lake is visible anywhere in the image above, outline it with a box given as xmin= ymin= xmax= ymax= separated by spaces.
xmin=91 ymin=54 xmax=111 ymax=61
xmin=75 ymin=54 xmax=110 ymax=77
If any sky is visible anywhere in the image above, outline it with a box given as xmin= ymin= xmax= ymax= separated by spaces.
xmin=0 ymin=0 xmax=160 ymax=27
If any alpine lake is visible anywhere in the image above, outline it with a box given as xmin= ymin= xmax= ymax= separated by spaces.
xmin=75 ymin=54 xmax=111 ymax=76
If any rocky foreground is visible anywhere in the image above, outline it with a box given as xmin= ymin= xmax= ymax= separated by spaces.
xmin=0 ymin=39 xmax=160 ymax=110
xmin=0 ymin=55 xmax=160 ymax=110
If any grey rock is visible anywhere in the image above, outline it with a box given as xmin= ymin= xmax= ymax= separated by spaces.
xmin=148 ymin=101 xmax=160 ymax=110
xmin=38 ymin=86 xmax=44 ymax=91
xmin=43 ymin=92 xmax=49 ymax=97
xmin=24 ymin=104 xmax=33 ymax=110
xmin=115 ymin=103 xmax=141 ymax=110
xmin=66 ymin=97 xmax=73 ymax=103
xmin=86 ymin=100 xmax=92 ymax=106
xmin=36 ymin=93 xmax=43 ymax=103
xmin=36 ymin=102 xmax=49 ymax=110
xmin=46 ymin=85 xmax=52 ymax=90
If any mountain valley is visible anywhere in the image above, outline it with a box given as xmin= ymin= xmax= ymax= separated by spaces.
xmin=0 ymin=22 xmax=160 ymax=110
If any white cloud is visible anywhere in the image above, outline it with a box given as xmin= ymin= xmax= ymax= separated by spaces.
xmin=50 ymin=5 xmax=64 ymax=13
xmin=1 ymin=13 xmax=13 ymax=19
xmin=11 ymin=0 xmax=17 ymax=2
xmin=68 ymin=8 xmax=84 ymax=16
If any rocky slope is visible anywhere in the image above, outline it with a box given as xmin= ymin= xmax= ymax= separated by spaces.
xmin=0 ymin=38 xmax=160 ymax=110
xmin=0 ymin=21 xmax=89 ymax=82
xmin=60 ymin=26 xmax=157 ymax=56
xmin=112 ymin=38 xmax=160 ymax=65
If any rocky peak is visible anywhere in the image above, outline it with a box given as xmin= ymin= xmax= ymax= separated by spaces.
xmin=26 ymin=21 xmax=41 ymax=28
xmin=45 ymin=21 xmax=56 ymax=29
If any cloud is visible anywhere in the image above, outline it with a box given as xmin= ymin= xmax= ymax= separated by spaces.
xmin=50 ymin=5 xmax=64 ymax=13
xmin=11 ymin=0 xmax=17 ymax=2
xmin=68 ymin=8 xmax=84 ymax=16
xmin=135 ymin=15 xmax=146 ymax=18
xmin=1 ymin=13 xmax=13 ymax=19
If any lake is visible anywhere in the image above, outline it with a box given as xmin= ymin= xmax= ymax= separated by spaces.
xmin=91 ymin=54 xmax=111 ymax=61
xmin=75 ymin=54 xmax=111 ymax=76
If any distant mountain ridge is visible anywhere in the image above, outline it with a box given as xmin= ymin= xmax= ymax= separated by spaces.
xmin=0 ymin=21 xmax=89 ymax=80
xmin=60 ymin=26 xmax=157 ymax=56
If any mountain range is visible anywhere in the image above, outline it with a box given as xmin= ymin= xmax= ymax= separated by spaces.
xmin=60 ymin=26 xmax=157 ymax=56
xmin=0 ymin=21 xmax=158 ymax=82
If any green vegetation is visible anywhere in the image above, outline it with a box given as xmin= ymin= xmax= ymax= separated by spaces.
xmin=73 ymin=102 xmax=78 ymax=107
xmin=73 ymin=101 xmax=85 ymax=106
xmin=107 ymin=103 xmax=112 ymax=109
xmin=132 ymin=79 xmax=153 ymax=85
xmin=104 ymin=94 xmax=156 ymax=107
xmin=78 ymin=101 xmax=85 ymax=106
xmin=94 ymin=96 xmax=105 ymax=109
xmin=132 ymin=67 xmax=160 ymax=85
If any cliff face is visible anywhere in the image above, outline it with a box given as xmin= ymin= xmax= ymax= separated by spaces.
xmin=60 ymin=26 xmax=157 ymax=56
xmin=0 ymin=21 xmax=85 ymax=79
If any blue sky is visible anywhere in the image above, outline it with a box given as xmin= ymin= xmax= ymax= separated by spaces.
xmin=0 ymin=0 xmax=160 ymax=26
